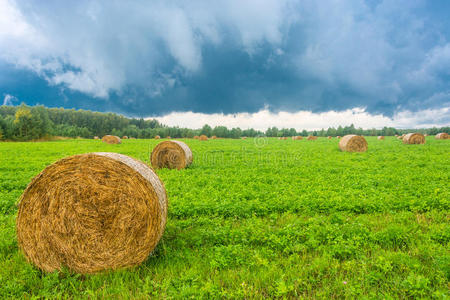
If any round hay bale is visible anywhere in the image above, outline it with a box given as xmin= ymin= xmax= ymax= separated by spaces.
xmin=436 ymin=132 xmax=449 ymax=139
xmin=424 ymin=134 xmax=428 ymax=137
xmin=151 ymin=140 xmax=193 ymax=169
xmin=337 ymin=136 xmax=341 ymax=139
xmin=166 ymin=136 xmax=171 ymax=139
xmin=16 ymin=153 xmax=167 ymax=274
xmin=307 ymin=136 xmax=317 ymax=140
xmin=122 ymin=136 xmax=128 ymax=139
xmin=328 ymin=136 xmax=332 ymax=139
xmin=211 ymin=135 xmax=217 ymax=139
xmin=199 ymin=135 xmax=208 ymax=141
xmin=241 ymin=137 xmax=247 ymax=140
xmin=403 ymin=133 xmax=425 ymax=144
xmin=154 ymin=135 xmax=160 ymax=139
xmin=292 ymin=136 xmax=303 ymax=140
xmin=339 ymin=135 xmax=368 ymax=152
xmin=94 ymin=136 xmax=99 ymax=140
xmin=193 ymin=136 xmax=199 ymax=139
xmin=377 ymin=136 xmax=385 ymax=140
xmin=102 ymin=135 xmax=121 ymax=144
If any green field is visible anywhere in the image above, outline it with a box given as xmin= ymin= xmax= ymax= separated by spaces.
xmin=0 ymin=137 xmax=448 ymax=298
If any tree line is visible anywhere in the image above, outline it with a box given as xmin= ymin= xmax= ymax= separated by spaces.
xmin=0 ymin=104 xmax=448 ymax=141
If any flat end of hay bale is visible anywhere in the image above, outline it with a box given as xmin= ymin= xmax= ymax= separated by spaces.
xmin=16 ymin=153 xmax=167 ymax=274
xmin=403 ymin=133 xmax=425 ymax=144
xmin=151 ymin=140 xmax=193 ymax=169
xmin=102 ymin=135 xmax=121 ymax=144
xmin=435 ymin=132 xmax=449 ymax=139
xmin=339 ymin=135 xmax=368 ymax=152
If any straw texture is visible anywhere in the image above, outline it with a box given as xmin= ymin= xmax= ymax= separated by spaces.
xmin=16 ymin=153 xmax=167 ymax=274
xmin=403 ymin=133 xmax=425 ymax=144
xmin=102 ymin=135 xmax=121 ymax=144
xmin=339 ymin=135 xmax=368 ymax=152
xmin=435 ymin=133 xmax=449 ymax=139
xmin=151 ymin=140 xmax=193 ymax=169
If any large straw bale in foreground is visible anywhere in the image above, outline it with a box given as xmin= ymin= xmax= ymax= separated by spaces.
xmin=151 ymin=140 xmax=193 ymax=169
xmin=403 ymin=133 xmax=425 ymax=144
xmin=102 ymin=135 xmax=121 ymax=144
xmin=339 ymin=135 xmax=368 ymax=152
xmin=435 ymin=132 xmax=449 ymax=139
xmin=16 ymin=153 xmax=167 ymax=274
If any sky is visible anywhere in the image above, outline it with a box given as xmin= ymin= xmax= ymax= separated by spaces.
xmin=0 ymin=0 xmax=449 ymax=129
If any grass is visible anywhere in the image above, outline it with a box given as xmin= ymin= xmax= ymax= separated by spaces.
xmin=0 ymin=137 xmax=448 ymax=298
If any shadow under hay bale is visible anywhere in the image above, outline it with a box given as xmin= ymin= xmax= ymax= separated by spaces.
xmin=102 ymin=135 xmax=121 ymax=144
xmin=16 ymin=153 xmax=167 ymax=274
xmin=339 ymin=135 xmax=368 ymax=152
xmin=436 ymin=132 xmax=449 ymax=139
xmin=151 ymin=140 xmax=193 ymax=169
xmin=403 ymin=133 xmax=425 ymax=144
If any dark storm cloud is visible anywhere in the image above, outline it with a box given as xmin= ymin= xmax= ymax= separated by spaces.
xmin=0 ymin=0 xmax=449 ymax=117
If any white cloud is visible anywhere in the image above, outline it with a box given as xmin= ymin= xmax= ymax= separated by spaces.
xmin=0 ymin=0 xmax=295 ymax=98
xmin=154 ymin=107 xmax=450 ymax=130
xmin=2 ymin=94 xmax=17 ymax=106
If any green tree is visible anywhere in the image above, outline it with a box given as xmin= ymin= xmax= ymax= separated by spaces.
xmin=200 ymin=124 xmax=213 ymax=137
xmin=13 ymin=105 xmax=34 ymax=139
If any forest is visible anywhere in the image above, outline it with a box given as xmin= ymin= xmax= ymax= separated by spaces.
xmin=0 ymin=104 xmax=448 ymax=141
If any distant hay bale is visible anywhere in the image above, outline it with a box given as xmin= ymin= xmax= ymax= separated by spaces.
xmin=166 ymin=136 xmax=171 ymax=139
xmin=193 ymin=136 xmax=199 ymax=139
xmin=339 ymin=135 xmax=368 ymax=152
xmin=211 ymin=136 xmax=217 ymax=139
xmin=241 ymin=137 xmax=247 ymax=140
xmin=403 ymin=133 xmax=425 ymax=144
xmin=307 ymin=136 xmax=317 ymax=140
xmin=16 ymin=153 xmax=167 ymax=274
xmin=199 ymin=135 xmax=208 ymax=141
xmin=328 ymin=136 xmax=332 ymax=139
xmin=293 ymin=136 xmax=303 ymax=140
xmin=151 ymin=140 xmax=193 ymax=169
xmin=424 ymin=134 xmax=428 ymax=137
xmin=337 ymin=136 xmax=341 ymax=139
xmin=122 ymin=136 xmax=128 ymax=139
xmin=154 ymin=135 xmax=160 ymax=139
xmin=378 ymin=136 xmax=385 ymax=140
xmin=435 ymin=132 xmax=449 ymax=139
xmin=94 ymin=136 xmax=99 ymax=140
xmin=102 ymin=135 xmax=121 ymax=144
xmin=395 ymin=134 xmax=398 ymax=137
